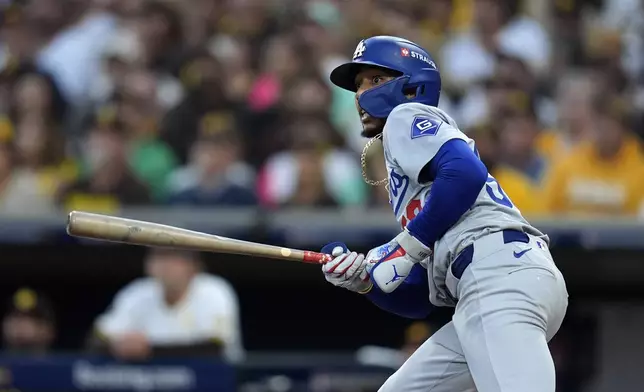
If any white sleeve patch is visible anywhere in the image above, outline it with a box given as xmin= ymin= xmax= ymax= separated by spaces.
xmin=383 ymin=103 xmax=470 ymax=183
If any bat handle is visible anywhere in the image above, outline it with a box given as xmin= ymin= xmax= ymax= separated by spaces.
xmin=302 ymin=251 xmax=333 ymax=264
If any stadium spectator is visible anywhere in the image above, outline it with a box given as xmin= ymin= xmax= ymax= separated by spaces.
xmin=11 ymin=113 xmax=75 ymax=211
xmin=2 ymin=288 xmax=56 ymax=355
xmin=468 ymin=123 xmax=542 ymax=216
xmin=539 ymin=70 xmax=599 ymax=163
xmin=0 ymin=118 xmax=57 ymax=214
xmin=0 ymin=0 xmax=639 ymax=216
xmin=165 ymin=112 xmax=256 ymax=206
xmin=466 ymin=123 xmax=499 ymax=173
xmin=241 ymin=35 xmax=312 ymax=167
xmin=258 ymin=116 xmax=366 ymax=207
xmin=543 ymin=97 xmax=644 ymax=216
xmin=89 ymin=249 xmax=243 ymax=363
xmin=11 ymin=69 xmax=67 ymax=126
xmin=410 ymin=0 xmax=456 ymax=56
xmin=116 ymin=67 xmax=178 ymax=201
xmin=0 ymin=4 xmax=40 ymax=69
xmin=498 ymin=96 xmax=548 ymax=184
xmin=247 ymin=72 xmax=336 ymax=164
xmin=440 ymin=0 xmax=550 ymax=90
xmin=133 ymin=0 xmax=183 ymax=73
xmin=161 ymin=50 xmax=233 ymax=164
xmin=282 ymin=74 xmax=332 ymax=119
xmin=457 ymin=53 xmax=554 ymax=129
xmin=56 ymin=110 xmax=151 ymax=211
xmin=33 ymin=0 xmax=119 ymax=104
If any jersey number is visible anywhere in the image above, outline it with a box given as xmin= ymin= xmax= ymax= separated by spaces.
xmin=400 ymin=177 xmax=512 ymax=229
xmin=485 ymin=177 xmax=513 ymax=208
xmin=400 ymin=199 xmax=422 ymax=229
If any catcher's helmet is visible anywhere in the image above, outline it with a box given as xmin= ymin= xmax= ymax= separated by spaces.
xmin=330 ymin=36 xmax=441 ymax=118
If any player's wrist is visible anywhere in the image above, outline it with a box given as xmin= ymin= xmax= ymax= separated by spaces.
xmin=395 ymin=229 xmax=432 ymax=261
xmin=357 ymin=281 xmax=373 ymax=294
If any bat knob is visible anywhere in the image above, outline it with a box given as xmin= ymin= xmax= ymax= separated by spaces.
xmin=66 ymin=211 xmax=76 ymax=235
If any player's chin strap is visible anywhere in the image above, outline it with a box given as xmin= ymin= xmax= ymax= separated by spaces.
xmin=360 ymin=133 xmax=389 ymax=191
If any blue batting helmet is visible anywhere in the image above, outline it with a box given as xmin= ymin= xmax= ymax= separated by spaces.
xmin=330 ymin=36 xmax=441 ymax=118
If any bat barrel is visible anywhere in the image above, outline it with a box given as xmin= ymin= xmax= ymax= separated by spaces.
xmin=67 ymin=211 xmax=226 ymax=249
xmin=67 ymin=211 xmax=155 ymax=244
xmin=66 ymin=211 xmax=332 ymax=264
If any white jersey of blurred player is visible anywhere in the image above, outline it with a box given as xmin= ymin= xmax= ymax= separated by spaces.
xmin=96 ymin=273 xmax=244 ymax=363
xmin=380 ymin=102 xmax=569 ymax=392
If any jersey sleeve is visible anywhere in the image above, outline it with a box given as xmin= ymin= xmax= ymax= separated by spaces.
xmin=383 ymin=103 xmax=470 ymax=184
xmin=94 ymin=279 xmax=149 ymax=337
xmin=200 ymin=276 xmax=245 ymax=363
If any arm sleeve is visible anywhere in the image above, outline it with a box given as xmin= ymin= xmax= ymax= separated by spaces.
xmin=94 ymin=281 xmax=146 ymax=337
xmin=199 ymin=278 xmax=245 ymax=363
xmin=365 ymin=264 xmax=434 ymax=319
xmin=406 ymin=139 xmax=488 ymax=248
xmin=383 ymin=103 xmax=469 ymax=184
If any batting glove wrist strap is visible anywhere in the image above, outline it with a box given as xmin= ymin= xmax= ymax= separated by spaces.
xmin=394 ymin=229 xmax=432 ymax=262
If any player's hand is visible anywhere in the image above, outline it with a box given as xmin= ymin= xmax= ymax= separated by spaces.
xmin=110 ymin=332 xmax=151 ymax=361
xmin=321 ymin=242 xmax=373 ymax=294
xmin=367 ymin=229 xmax=432 ymax=294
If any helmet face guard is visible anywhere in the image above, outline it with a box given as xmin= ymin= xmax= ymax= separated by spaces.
xmin=330 ymin=36 xmax=442 ymax=118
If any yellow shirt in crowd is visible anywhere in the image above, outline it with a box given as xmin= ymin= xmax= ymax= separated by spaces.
xmin=542 ymin=137 xmax=644 ymax=216
xmin=493 ymin=166 xmax=545 ymax=217
xmin=536 ymin=131 xmax=569 ymax=163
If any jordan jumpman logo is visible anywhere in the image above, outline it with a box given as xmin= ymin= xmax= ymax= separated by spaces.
xmin=386 ymin=265 xmax=406 ymax=285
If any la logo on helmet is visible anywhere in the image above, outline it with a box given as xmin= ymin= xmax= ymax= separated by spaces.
xmin=353 ymin=40 xmax=366 ymax=59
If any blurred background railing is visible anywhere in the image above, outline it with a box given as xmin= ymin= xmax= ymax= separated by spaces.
xmin=0 ymin=0 xmax=643 ymax=390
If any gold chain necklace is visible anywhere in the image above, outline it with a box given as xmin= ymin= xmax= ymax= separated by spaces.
xmin=360 ymin=133 xmax=389 ymax=191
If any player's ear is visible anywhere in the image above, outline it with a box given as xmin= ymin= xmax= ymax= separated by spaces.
xmin=403 ymin=87 xmax=416 ymax=99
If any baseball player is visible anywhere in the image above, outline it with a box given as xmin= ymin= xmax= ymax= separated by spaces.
xmin=321 ymin=36 xmax=569 ymax=392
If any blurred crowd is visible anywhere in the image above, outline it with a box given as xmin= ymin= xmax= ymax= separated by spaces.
xmin=0 ymin=0 xmax=642 ymax=217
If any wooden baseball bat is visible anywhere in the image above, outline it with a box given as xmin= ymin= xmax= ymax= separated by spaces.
xmin=66 ymin=211 xmax=332 ymax=264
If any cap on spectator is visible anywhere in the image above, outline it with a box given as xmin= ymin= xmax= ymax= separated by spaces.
xmin=86 ymin=105 xmax=126 ymax=136
xmin=502 ymin=91 xmax=538 ymax=120
xmin=5 ymin=288 xmax=55 ymax=324
xmin=177 ymin=51 xmax=221 ymax=90
xmin=198 ymin=111 xmax=238 ymax=143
